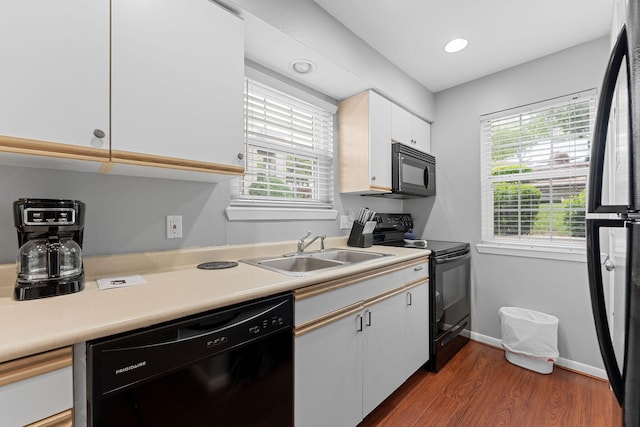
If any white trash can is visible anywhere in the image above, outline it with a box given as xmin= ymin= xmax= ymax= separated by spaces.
xmin=499 ymin=307 xmax=559 ymax=374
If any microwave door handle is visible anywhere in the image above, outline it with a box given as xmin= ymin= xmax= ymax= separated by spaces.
xmin=423 ymin=165 xmax=429 ymax=188
xmin=396 ymin=153 xmax=403 ymax=191
xmin=588 ymin=24 xmax=628 ymax=213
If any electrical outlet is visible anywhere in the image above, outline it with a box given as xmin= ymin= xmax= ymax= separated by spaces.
xmin=166 ymin=215 xmax=182 ymax=239
xmin=340 ymin=215 xmax=353 ymax=230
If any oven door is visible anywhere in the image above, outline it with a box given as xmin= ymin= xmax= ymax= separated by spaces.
xmin=433 ymin=250 xmax=471 ymax=337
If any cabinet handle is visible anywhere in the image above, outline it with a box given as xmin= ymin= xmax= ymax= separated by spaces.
xmin=93 ymin=129 xmax=105 ymax=138
xmin=356 ymin=314 xmax=364 ymax=332
xmin=237 ymin=152 xmax=244 ymax=160
xmin=371 ymin=176 xmax=376 ymax=181
xmin=407 ymin=292 xmax=413 ymax=306
xmin=414 ymin=266 xmax=423 ymax=271
xmin=365 ymin=310 xmax=372 ymax=327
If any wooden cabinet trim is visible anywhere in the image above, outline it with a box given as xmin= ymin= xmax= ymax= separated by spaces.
xmin=294 ymin=270 xmax=429 ymax=337
xmin=26 ymin=409 xmax=73 ymax=427
xmin=404 ymin=277 xmax=429 ymax=292
xmin=369 ymin=185 xmax=393 ymax=192
xmin=0 ymin=135 xmax=109 ymax=162
xmin=363 ymin=277 xmax=428 ymax=309
xmin=0 ymin=346 xmax=72 ymax=388
xmin=294 ymin=256 xmax=429 ymax=301
xmin=295 ymin=302 xmax=364 ymax=336
xmin=111 ymin=149 xmax=244 ymax=175
xmin=338 ymin=90 xmax=371 ymax=193
xmin=362 ymin=284 xmax=407 ymax=309
xmin=0 ymin=137 xmax=245 ymax=176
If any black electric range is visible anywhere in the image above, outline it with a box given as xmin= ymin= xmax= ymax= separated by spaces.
xmin=372 ymin=213 xmax=469 ymax=256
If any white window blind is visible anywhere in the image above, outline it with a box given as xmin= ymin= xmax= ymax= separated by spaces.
xmin=231 ymin=77 xmax=334 ymax=208
xmin=480 ymin=90 xmax=596 ymax=249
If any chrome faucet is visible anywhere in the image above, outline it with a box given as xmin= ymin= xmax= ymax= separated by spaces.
xmin=297 ymin=231 xmax=326 ymax=254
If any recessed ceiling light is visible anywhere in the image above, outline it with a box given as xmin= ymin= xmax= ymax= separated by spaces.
xmin=444 ymin=38 xmax=469 ymax=53
xmin=289 ymin=60 xmax=316 ymax=75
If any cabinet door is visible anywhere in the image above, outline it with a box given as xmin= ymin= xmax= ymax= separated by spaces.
xmin=295 ymin=312 xmax=364 ymax=427
xmin=362 ymin=291 xmax=406 ymax=416
xmin=368 ymin=92 xmax=392 ymax=189
xmin=412 ymin=116 xmax=431 ymax=153
xmin=0 ymin=0 xmax=109 ymax=151
xmin=0 ymin=347 xmax=73 ymax=427
xmin=391 ymin=104 xmax=413 ymax=145
xmin=111 ymin=0 xmax=244 ymax=167
xmin=404 ymin=282 xmax=430 ymax=378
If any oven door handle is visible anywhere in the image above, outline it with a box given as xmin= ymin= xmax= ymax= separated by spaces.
xmin=434 ymin=252 xmax=470 ymax=265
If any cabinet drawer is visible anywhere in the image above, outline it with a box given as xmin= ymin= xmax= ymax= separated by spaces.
xmin=0 ymin=347 xmax=73 ymax=427
xmin=295 ymin=258 xmax=428 ymax=325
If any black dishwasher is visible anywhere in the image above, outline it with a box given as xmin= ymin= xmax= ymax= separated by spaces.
xmin=86 ymin=292 xmax=293 ymax=427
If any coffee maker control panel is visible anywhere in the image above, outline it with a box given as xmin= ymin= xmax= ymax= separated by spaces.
xmin=23 ymin=208 xmax=76 ymax=226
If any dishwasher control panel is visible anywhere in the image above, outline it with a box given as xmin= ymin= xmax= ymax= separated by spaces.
xmin=87 ymin=293 xmax=293 ymax=396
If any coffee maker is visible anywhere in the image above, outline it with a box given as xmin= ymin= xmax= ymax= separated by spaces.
xmin=13 ymin=198 xmax=85 ymax=300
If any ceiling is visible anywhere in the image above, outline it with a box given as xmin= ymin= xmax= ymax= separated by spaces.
xmin=312 ymin=0 xmax=614 ymax=93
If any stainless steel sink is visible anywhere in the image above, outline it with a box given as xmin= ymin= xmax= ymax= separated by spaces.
xmin=239 ymin=248 xmax=393 ymax=276
xmin=312 ymin=249 xmax=387 ymax=263
xmin=257 ymin=256 xmax=343 ymax=273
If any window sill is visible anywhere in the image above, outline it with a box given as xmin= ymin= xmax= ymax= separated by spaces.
xmin=225 ymin=206 xmax=338 ymax=221
xmin=476 ymin=242 xmax=589 ymax=263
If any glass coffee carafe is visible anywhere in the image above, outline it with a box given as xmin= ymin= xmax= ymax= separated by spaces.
xmin=17 ymin=236 xmax=83 ymax=282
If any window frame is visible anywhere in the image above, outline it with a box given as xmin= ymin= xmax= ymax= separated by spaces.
xmin=226 ymin=66 xmax=338 ymax=222
xmin=478 ymin=89 xmax=596 ymax=260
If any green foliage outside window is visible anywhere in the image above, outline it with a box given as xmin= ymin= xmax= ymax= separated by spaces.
xmin=562 ymin=189 xmax=586 ymax=238
xmin=492 ymin=165 xmax=542 ymax=236
xmin=249 ymin=177 xmax=293 ymax=198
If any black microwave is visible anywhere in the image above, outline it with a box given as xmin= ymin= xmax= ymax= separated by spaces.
xmin=390 ymin=143 xmax=436 ymax=198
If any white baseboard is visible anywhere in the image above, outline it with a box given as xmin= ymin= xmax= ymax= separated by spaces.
xmin=469 ymin=331 xmax=608 ymax=380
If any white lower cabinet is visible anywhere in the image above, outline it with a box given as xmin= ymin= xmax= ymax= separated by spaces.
xmin=295 ymin=305 xmax=364 ymax=427
xmin=294 ymin=260 xmax=429 ymax=427
xmin=0 ymin=347 xmax=73 ymax=427
xmin=362 ymin=290 xmax=406 ymax=416
xmin=404 ymin=282 xmax=430 ymax=378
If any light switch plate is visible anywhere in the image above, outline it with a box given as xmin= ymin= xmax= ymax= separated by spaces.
xmin=166 ymin=215 xmax=183 ymax=239
xmin=340 ymin=215 xmax=353 ymax=230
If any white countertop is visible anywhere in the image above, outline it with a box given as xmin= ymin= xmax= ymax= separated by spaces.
xmin=0 ymin=237 xmax=429 ymax=363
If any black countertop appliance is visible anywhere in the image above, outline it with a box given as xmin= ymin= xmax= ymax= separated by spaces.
xmin=13 ymin=198 xmax=85 ymax=300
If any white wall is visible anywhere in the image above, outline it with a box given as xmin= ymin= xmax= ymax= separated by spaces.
xmin=224 ymin=0 xmax=435 ymax=122
xmin=405 ymin=36 xmax=610 ymax=369
xmin=0 ymin=157 xmax=402 ymax=263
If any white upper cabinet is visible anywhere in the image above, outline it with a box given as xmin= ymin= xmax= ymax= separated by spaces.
xmin=338 ymin=90 xmax=392 ymax=194
xmin=368 ymin=91 xmax=393 ymax=190
xmin=391 ymin=103 xmax=431 ymax=153
xmin=0 ymin=0 xmax=244 ymax=181
xmin=0 ymin=0 xmax=110 ymax=157
xmin=411 ymin=115 xmax=431 ymax=153
xmin=391 ymin=104 xmax=413 ymax=146
xmin=111 ymin=0 xmax=245 ymax=172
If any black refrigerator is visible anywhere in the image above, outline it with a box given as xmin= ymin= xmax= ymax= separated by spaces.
xmin=587 ymin=1 xmax=640 ymax=425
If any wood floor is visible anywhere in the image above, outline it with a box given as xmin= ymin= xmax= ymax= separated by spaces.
xmin=358 ymin=341 xmax=622 ymax=427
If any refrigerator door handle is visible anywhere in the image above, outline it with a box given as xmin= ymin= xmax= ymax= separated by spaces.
xmin=586 ymin=218 xmax=625 ymax=405
xmin=588 ymin=25 xmax=629 ymax=214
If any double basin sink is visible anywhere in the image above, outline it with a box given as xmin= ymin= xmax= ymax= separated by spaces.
xmin=240 ymin=248 xmax=393 ymax=276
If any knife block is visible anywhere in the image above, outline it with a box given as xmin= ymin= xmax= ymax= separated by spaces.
xmin=347 ymin=221 xmax=373 ymax=248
